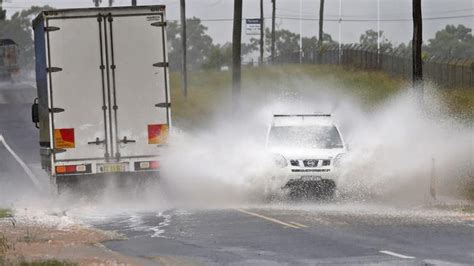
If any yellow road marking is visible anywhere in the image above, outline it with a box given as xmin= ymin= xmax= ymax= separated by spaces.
xmin=235 ymin=209 xmax=301 ymax=229
xmin=289 ymin=221 xmax=308 ymax=228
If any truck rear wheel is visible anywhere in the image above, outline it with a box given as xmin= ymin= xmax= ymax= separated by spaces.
xmin=55 ymin=173 xmax=159 ymax=196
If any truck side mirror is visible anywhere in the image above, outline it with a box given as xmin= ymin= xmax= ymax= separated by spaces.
xmin=32 ymin=98 xmax=39 ymax=129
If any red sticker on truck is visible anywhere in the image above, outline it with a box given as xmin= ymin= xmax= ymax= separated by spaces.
xmin=148 ymin=124 xmax=168 ymax=144
xmin=54 ymin=128 xmax=75 ymax=149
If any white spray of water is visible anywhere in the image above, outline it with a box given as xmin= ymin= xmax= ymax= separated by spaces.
xmin=160 ymin=81 xmax=472 ymax=207
xmin=1 ymin=76 xmax=472 ymax=225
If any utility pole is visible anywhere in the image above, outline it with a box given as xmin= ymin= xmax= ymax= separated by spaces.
xmin=109 ymin=0 xmax=114 ymax=7
xmin=232 ymin=0 xmax=243 ymax=104
xmin=299 ymin=0 xmax=303 ymax=64
xmin=131 ymin=0 xmax=137 ymax=6
xmin=259 ymin=0 xmax=264 ymax=65
xmin=338 ymin=0 xmax=342 ymax=64
xmin=271 ymin=0 xmax=276 ymax=63
xmin=180 ymin=0 xmax=188 ymax=98
xmin=412 ymin=0 xmax=423 ymax=91
xmin=0 ymin=0 xmax=6 ymax=21
xmin=318 ymin=0 xmax=325 ymax=64
xmin=377 ymin=0 xmax=381 ymax=67
xmin=93 ymin=0 xmax=102 ymax=7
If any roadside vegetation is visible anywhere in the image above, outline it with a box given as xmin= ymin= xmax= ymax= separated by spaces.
xmin=0 ymin=208 xmax=12 ymax=218
xmin=170 ymin=64 xmax=473 ymax=127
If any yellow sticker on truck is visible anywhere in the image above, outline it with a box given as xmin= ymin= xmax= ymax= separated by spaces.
xmin=54 ymin=128 xmax=75 ymax=149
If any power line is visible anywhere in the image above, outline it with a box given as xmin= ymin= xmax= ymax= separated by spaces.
xmin=274 ymin=14 xmax=474 ymax=22
xmin=167 ymin=14 xmax=473 ymax=23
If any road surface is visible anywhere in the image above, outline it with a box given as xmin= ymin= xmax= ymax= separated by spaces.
xmin=0 ymin=83 xmax=472 ymax=265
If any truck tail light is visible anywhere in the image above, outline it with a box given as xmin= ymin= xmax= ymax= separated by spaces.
xmin=135 ymin=161 xmax=159 ymax=171
xmin=56 ymin=164 xmax=91 ymax=175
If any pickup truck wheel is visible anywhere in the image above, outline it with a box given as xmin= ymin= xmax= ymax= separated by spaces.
xmin=318 ymin=179 xmax=336 ymax=199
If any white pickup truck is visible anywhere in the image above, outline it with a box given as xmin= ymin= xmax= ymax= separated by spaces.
xmin=266 ymin=114 xmax=347 ymax=199
xmin=31 ymin=6 xmax=171 ymax=192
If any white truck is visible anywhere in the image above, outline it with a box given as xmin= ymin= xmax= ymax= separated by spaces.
xmin=31 ymin=6 xmax=171 ymax=192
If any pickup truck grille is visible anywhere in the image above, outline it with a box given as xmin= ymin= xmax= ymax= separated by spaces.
xmin=290 ymin=159 xmax=331 ymax=168
xmin=303 ymin=159 xmax=319 ymax=167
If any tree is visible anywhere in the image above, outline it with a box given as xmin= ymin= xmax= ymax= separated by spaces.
xmin=426 ymin=24 xmax=474 ymax=59
xmin=0 ymin=6 xmax=52 ymax=70
xmin=359 ymin=29 xmax=392 ymax=50
xmin=202 ymin=42 xmax=256 ymax=70
xmin=167 ymin=18 xmax=214 ymax=70
xmin=303 ymin=33 xmax=336 ymax=60
xmin=253 ymin=28 xmax=298 ymax=57
xmin=252 ymin=28 xmax=334 ymax=59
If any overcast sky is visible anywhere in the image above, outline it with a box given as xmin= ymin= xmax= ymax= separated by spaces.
xmin=4 ymin=0 xmax=473 ymax=47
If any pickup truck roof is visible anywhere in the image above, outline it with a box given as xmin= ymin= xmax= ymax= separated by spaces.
xmin=272 ymin=114 xmax=334 ymax=127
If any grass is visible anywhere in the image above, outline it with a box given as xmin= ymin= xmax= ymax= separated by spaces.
xmin=0 ymin=209 xmax=12 ymax=218
xmin=18 ymin=260 xmax=77 ymax=266
xmin=169 ymin=64 xmax=472 ymax=127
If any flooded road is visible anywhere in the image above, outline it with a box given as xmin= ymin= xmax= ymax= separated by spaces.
xmin=0 ymin=84 xmax=473 ymax=265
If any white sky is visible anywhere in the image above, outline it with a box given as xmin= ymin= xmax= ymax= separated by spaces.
xmin=4 ymin=0 xmax=474 ymax=46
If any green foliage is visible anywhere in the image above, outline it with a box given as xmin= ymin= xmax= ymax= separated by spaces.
xmin=0 ymin=233 xmax=9 ymax=255
xmin=359 ymin=29 xmax=393 ymax=50
xmin=202 ymin=42 xmax=256 ymax=70
xmin=302 ymin=34 xmax=335 ymax=54
xmin=202 ymin=43 xmax=232 ymax=70
xmin=263 ymin=28 xmax=300 ymax=56
xmin=169 ymin=65 xmax=406 ymax=128
xmin=167 ymin=17 xmax=214 ymax=70
xmin=0 ymin=209 xmax=12 ymax=218
xmin=251 ymin=28 xmax=334 ymax=58
xmin=170 ymin=64 xmax=473 ymax=126
xmin=167 ymin=18 xmax=257 ymax=70
xmin=0 ymin=6 xmax=53 ymax=70
xmin=426 ymin=24 xmax=474 ymax=59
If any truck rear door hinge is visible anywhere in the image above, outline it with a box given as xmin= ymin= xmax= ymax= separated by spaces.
xmin=49 ymin=107 xmax=65 ymax=113
xmin=155 ymin=102 xmax=171 ymax=108
xmin=53 ymin=148 xmax=67 ymax=154
xmin=47 ymin=67 xmax=62 ymax=73
xmin=153 ymin=62 xmax=169 ymax=68
xmin=45 ymin=26 xmax=60 ymax=32
xmin=151 ymin=21 xmax=167 ymax=27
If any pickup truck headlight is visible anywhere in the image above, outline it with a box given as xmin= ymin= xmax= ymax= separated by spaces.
xmin=273 ymin=154 xmax=288 ymax=168
xmin=333 ymin=154 xmax=345 ymax=167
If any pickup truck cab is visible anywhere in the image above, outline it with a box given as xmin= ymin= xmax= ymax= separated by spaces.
xmin=266 ymin=114 xmax=347 ymax=199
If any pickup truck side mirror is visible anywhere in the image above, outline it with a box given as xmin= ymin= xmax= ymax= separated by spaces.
xmin=32 ymin=98 xmax=39 ymax=129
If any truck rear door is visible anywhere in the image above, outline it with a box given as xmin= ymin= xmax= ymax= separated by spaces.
xmin=105 ymin=12 xmax=170 ymax=159
xmin=45 ymin=8 xmax=169 ymax=163
xmin=46 ymin=16 xmax=109 ymax=161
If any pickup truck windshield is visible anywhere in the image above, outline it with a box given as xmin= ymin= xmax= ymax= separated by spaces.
xmin=268 ymin=125 xmax=343 ymax=149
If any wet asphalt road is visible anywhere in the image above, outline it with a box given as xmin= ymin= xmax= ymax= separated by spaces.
xmin=0 ymin=84 xmax=473 ymax=265
xmin=94 ymin=206 xmax=473 ymax=265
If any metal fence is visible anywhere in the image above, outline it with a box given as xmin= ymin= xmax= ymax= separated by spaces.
xmin=275 ymin=44 xmax=474 ymax=89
